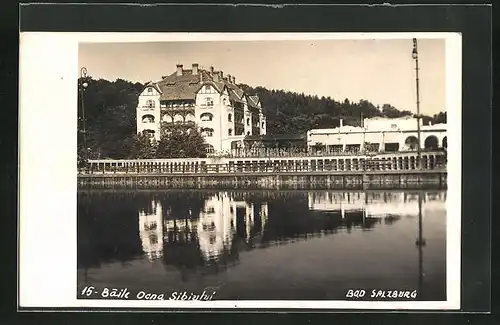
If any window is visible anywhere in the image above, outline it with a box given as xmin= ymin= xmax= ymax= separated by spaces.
xmin=206 ymin=97 xmax=214 ymax=107
xmin=142 ymin=114 xmax=155 ymax=123
xmin=145 ymin=100 xmax=155 ymax=108
xmin=246 ymin=118 xmax=250 ymax=126
xmin=200 ymin=113 xmax=214 ymax=121
xmin=144 ymin=130 xmax=155 ymax=138
xmin=205 ymin=85 xmax=210 ymax=92
xmin=149 ymin=234 xmax=158 ymax=245
xmin=391 ymin=123 xmax=397 ymax=129
xmin=228 ymin=113 xmax=232 ymax=122
xmin=144 ymin=221 xmax=157 ymax=230
xmin=201 ymin=128 xmax=214 ymax=137
xmin=247 ymin=131 xmax=250 ymax=135
xmin=205 ymin=144 xmax=215 ymax=153
xmin=261 ymin=122 xmax=265 ymax=128
xmin=228 ymin=129 xmax=232 ymax=136
xmin=147 ymin=87 xmax=153 ymax=93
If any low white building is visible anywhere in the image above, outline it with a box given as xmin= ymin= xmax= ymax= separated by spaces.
xmin=136 ymin=63 xmax=267 ymax=154
xmin=308 ymin=191 xmax=446 ymax=217
xmin=307 ymin=116 xmax=447 ymax=153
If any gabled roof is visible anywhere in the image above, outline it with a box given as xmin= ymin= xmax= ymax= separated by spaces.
xmin=141 ymin=82 xmax=163 ymax=94
xmin=196 ymin=80 xmax=225 ymax=94
xmin=247 ymin=95 xmax=260 ymax=108
xmin=228 ymin=89 xmax=244 ymax=103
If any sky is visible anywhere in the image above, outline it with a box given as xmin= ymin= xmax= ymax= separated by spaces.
xmin=79 ymin=38 xmax=446 ymax=115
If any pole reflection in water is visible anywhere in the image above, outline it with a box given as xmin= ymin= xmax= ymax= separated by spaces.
xmin=416 ymin=191 xmax=426 ymax=298
xmin=77 ymin=189 xmax=446 ymax=301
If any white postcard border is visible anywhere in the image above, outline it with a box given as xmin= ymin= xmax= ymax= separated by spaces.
xmin=18 ymin=32 xmax=462 ymax=310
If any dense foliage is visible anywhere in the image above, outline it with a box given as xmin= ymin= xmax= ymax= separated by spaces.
xmin=156 ymin=124 xmax=207 ymax=158
xmin=238 ymin=84 xmax=446 ymax=133
xmin=77 ymin=77 xmax=446 ymax=160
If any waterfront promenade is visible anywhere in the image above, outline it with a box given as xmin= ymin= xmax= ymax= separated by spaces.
xmin=78 ymin=150 xmax=447 ymax=189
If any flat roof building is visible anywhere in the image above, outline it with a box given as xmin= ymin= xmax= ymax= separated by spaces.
xmin=307 ymin=116 xmax=447 ymax=153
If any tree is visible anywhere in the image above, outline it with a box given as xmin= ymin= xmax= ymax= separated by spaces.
xmin=311 ymin=142 xmax=326 ymax=153
xmin=432 ymin=111 xmax=447 ymax=124
xmin=128 ymin=132 xmax=156 ymax=159
xmin=156 ymin=123 xmax=207 ymax=158
xmin=77 ymin=77 xmax=143 ymax=159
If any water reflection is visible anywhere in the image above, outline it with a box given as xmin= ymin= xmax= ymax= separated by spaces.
xmin=78 ymin=190 xmax=446 ymax=300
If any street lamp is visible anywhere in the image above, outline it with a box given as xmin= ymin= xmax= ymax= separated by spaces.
xmin=412 ymin=38 xmax=422 ymax=170
xmin=80 ymin=67 xmax=89 ymax=166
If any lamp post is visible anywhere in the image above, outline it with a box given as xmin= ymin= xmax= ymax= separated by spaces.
xmin=412 ymin=38 xmax=422 ymax=170
xmin=80 ymin=67 xmax=89 ymax=167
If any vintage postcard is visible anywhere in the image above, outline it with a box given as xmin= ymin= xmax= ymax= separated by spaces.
xmin=19 ymin=32 xmax=462 ymax=310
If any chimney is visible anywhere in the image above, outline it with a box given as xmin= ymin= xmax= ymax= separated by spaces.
xmin=232 ymin=76 xmax=236 ymax=84
xmin=176 ymin=64 xmax=183 ymax=76
xmin=340 ymin=119 xmax=343 ymax=127
xmin=220 ymin=71 xmax=224 ymax=80
xmin=209 ymin=66 xmax=214 ymax=74
xmin=192 ymin=63 xmax=199 ymax=75
xmin=227 ymin=74 xmax=232 ymax=83
xmin=213 ymin=71 xmax=220 ymax=82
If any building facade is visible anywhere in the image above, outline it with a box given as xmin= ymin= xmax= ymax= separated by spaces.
xmin=307 ymin=116 xmax=447 ymax=153
xmin=136 ymin=63 xmax=267 ymax=154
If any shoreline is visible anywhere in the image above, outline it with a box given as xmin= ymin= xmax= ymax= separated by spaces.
xmin=77 ymin=171 xmax=446 ymax=190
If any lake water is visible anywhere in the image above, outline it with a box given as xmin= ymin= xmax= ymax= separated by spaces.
xmin=77 ymin=189 xmax=447 ymax=301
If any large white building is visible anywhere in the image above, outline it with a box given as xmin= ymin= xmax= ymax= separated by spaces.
xmin=136 ymin=63 xmax=267 ymax=153
xmin=307 ymin=116 xmax=447 ymax=153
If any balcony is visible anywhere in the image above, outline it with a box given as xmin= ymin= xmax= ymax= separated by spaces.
xmin=141 ymin=121 xmax=157 ymax=127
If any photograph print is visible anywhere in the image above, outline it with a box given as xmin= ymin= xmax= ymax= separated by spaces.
xmin=75 ymin=33 xmax=460 ymax=309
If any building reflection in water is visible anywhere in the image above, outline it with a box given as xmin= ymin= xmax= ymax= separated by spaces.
xmin=308 ymin=191 xmax=446 ymax=219
xmin=138 ymin=200 xmax=164 ymax=260
xmin=137 ymin=190 xmax=445 ymax=277
xmin=137 ymin=192 xmax=269 ymax=273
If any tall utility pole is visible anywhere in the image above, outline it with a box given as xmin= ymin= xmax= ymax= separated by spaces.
xmin=412 ymin=38 xmax=422 ymax=169
xmin=80 ymin=67 xmax=89 ymax=164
